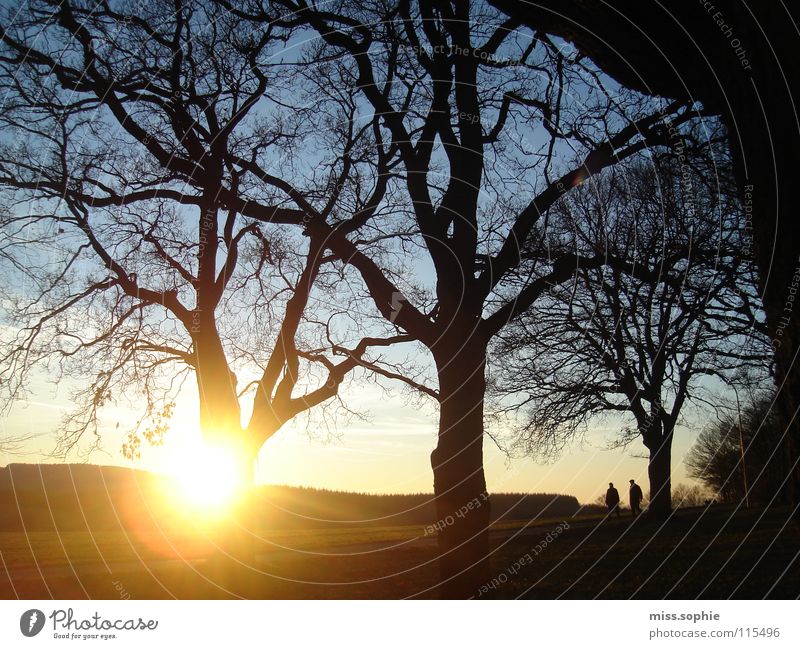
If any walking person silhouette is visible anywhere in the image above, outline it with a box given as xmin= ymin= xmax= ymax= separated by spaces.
xmin=605 ymin=482 xmax=621 ymax=517
xmin=629 ymin=479 xmax=644 ymax=516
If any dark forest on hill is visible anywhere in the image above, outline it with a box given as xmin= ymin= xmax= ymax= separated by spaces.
xmin=0 ymin=464 xmax=585 ymax=533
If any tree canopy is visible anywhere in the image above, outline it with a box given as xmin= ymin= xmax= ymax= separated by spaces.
xmin=0 ymin=0 xmax=410 ymax=465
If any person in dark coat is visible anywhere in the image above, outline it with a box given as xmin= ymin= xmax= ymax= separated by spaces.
xmin=605 ymin=482 xmax=621 ymax=517
xmin=629 ymin=479 xmax=644 ymax=516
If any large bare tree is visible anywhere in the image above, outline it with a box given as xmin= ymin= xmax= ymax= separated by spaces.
xmin=256 ymin=0 xmax=709 ymax=596
xmin=491 ymin=153 xmax=771 ymax=516
xmin=0 ymin=1 xmax=407 ymax=486
xmin=488 ymin=0 xmax=800 ymax=517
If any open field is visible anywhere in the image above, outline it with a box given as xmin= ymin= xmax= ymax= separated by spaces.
xmin=1 ymin=505 xmax=797 ymax=599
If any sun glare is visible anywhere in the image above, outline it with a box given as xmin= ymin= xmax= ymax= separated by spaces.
xmin=170 ymin=442 xmax=245 ymax=516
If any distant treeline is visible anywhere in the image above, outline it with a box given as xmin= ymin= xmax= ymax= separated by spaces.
xmin=252 ymin=485 xmax=583 ymax=529
xmin=0 ymin=464 xmax=583 ymax=533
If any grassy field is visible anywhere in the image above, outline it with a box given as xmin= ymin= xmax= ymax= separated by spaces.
xmin=0 ymin=505 xmax=797 ymax=599
xmin=489 ymin=505 xmax=800 ymax=598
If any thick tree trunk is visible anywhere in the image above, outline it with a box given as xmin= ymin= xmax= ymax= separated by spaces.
xmin=720 ymin=57 xmax=800 ymax=514
xmin=646 ymin=427 xmax=673 ymax=519
xmin=190 ymin=325 xmax=261 ymax=594
xmin=430 ymin=333 xmax=492 ymax=599
xmin=193 ymin=319 xmax=241 ymax=440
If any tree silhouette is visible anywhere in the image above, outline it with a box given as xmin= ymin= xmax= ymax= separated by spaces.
xmin=488 ymin=0 xmax=800 ymax=517
xmin=686 ymin=393 xmax=789 ymax=505
xmin=492 ymin=153 xmax=771 ymax=517
xmin=0 ymin=1 xmax=407 ymax=477
xmin=671 ymin=483 xmax=711 ymax=509
xmin=269 ymin=0 xmax=708 ymax=595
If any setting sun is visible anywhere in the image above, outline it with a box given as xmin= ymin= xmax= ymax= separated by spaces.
xmin=169 ymin=442 xmax=246 ymax=516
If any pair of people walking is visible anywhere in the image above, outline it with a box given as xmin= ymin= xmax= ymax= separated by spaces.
xmin=605 ymin=480 xmax=643 ymax=517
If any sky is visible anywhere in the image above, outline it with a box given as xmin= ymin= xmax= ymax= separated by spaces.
xmin=0 ymin=370 xmax=702 ymax=505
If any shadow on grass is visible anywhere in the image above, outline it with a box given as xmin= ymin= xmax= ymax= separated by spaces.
xmin=490 ymin=505 xmax=800 ymax=599
xmin=1 ymin=505 xmax=797 ymax=599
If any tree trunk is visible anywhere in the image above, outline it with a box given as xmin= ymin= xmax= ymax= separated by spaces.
xmin=193 ymin=317 xmax=241 ymax=440
xmin=430 ymin=333 xmax=492 ymax=599
xmin=646 ymin=427 xmax=673 ymax=519
xmin=721 ymin=72 xmax=800 ymax=518
xmin=190 ymin=324 xmax=261 ymax=594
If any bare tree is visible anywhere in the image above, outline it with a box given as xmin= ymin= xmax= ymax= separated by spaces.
xmin=257 ymin=0 xmax=709 ymax=596
xmin=671 ymin=483 xmax=711 ymax=509
xmin=491 ymin=153 xmax=771 ymax=517
xmin=487 ymin=0 xmax=800 ymax=519
xmin=0 ymin=1 xmax=407 ymax=486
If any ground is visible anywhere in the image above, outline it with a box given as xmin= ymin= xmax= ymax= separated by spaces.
xmin=1 ymin=505 xmax=797 ymax=599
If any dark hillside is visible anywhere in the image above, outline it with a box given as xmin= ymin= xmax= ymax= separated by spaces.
xmin=0 ymin=464 xmax=582 ymax=532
